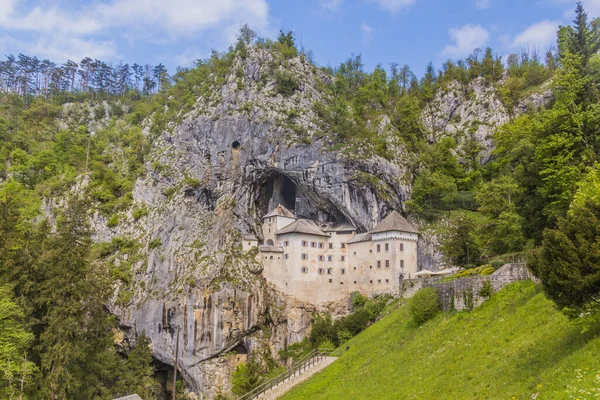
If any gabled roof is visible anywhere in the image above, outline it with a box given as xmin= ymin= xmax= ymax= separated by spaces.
xmin=347 ymin=232 xmax=372 ymax=244
xmin=276 ymin=219 xmax=329 ymax=237
xmin=263 ymin=204 xmax=296 ymax=219
xmin=242 ymin=235 xmax=258 ymax=241
xmin=320 ymin=222 xmax=357 ymax=232
xmin=370 ymin=210 xmax=419 ymax=234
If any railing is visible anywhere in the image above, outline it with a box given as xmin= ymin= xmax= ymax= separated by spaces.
xmin=237 ymin=348 xmax=333 ymax=400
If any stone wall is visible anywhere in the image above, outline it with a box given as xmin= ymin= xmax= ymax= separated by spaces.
xmin=399 ymin=263 xmax=532 ymax=311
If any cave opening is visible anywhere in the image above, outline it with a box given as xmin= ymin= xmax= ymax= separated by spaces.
xmin=256 ymin=170 xmax=349 ymax=224
xmin=232 ymin=140 xmax=241 ymax=150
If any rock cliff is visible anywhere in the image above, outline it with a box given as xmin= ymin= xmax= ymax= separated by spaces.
xmin=85 ymin=47 xmax=552 ymax=397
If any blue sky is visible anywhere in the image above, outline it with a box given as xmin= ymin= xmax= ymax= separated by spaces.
xmin=0 ymin=0 xmax=596 ymax=77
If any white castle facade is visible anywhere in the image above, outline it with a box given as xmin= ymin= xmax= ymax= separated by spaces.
xmin=243 ymin=205 xmax=419 ymax=304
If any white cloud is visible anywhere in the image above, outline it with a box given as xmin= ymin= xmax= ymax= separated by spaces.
xmin=511 ymin=20 xmax=560 ymax=49
xmin=0 ymin=0 xmax=271 ymax=62
xmin=361 ymin=23 xmax=374 ymax=43
xmin=476 ymin=0 xmax=491 ymax=9
xmin=370 ymin=0 xmax=416 ymax=14
xmin=442 ymin=24 xmax=490 ymax=58
xmin=320 ymin=0 xmax=343 ymax=11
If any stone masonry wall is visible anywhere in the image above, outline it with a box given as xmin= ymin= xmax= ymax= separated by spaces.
xmin=399 ymin=263 xmax=532 ymax=311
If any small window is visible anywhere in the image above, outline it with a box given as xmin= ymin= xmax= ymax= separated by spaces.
xmin=270 ymin=256 xmax=273 ymax=260
xmin=354 ymin=281 xmax=357 ymax=284
xmin=385 ymin=260 xmax=390 ymax=268
xmin=377 ymin=244 xmax=381 ymax=252
xmin=328 ymin=255 xmax=333 ymax=262
xmin=248 ymin=242 xmax=251 ymax=246
xmin=400 ymin=243 xmax=404 ymax=251
xmin=301 ymin=240 xmax=308 ymax=247
xmin=369 ymin=249 xmax=372 ymax=253
xmin=341 ymin=256 xmax=345 ymax=261
xmin=319 ymin=242 xmax=324 ymax=249
xmin=329 ymin=243 xmax=333 ymax=249
xmin=318 ymin=255 xmax=325 ymax=261
xmin=327 ymin=268 xmax=333 ymax=275
xmin=377 ymin=260 xmax=381 ymax=269
xmin=311 ymin=241 xmax=316 ymax=248
xmin=329 ymin=279 xmax=333 ymax=283
xmin=284 ymin=240 xmax=290 ymax=247
xmin=301 ymin=253 xmax=308 ymax=260
xmin=341 ymin=268 xmax=346 ymax=275
xmin=264 ymin=256 xmax=268 ymax=259
xmin=401 ymin=260 xmax=405 ymax=269
xmin=369 ymin=265 xmax=373 ymax=269
xmin=318 ymin=268 xmax=325 ymax=275
xmin=268 ymin=228 xmax=271 ymax=233
xmin=386 ymin=279 xmax=389 ymax=283
xmin=378 ymin=279 xmax=382 ymax=284
xmin=284 ymin=254 xmax=289 ymax=260
xmin=385 ymin=243 xmax=389 ymax=252
xmin=353 ymin=267 xmax=357 ymax=271
xmin=301 ymin=267 xmax=308 ymax=274
xmin=353 ymin=251 xmax=356 ymax=255
xmin=340 ymin=282 xmax=344 ymax=285
xmin=341 ymin=243 xmax=346 ymax=249
xmin=370 ymin=280 xmax=373 ymax=284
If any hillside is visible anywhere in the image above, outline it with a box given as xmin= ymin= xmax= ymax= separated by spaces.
xmin=282 ymin=281 xmax=600 ymax=399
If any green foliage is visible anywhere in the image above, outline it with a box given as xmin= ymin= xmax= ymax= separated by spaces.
xmin=529 ymin=166 xmax=600 ymax=314
xmin=275 ymin=70 xmax=300 ymax=97
xmin=409 ymin=287 xmax=440 ymax=325
xmin=231 ymin=358 xmax=264 ymax=396
xmin=149 ymin=238 xmax=162 ymax=250
xmin=282 ymin=282 xmax=600 ymax=399
xmin=478 ymin=280 xmax=493 ymax=297
xmin=438 ymin=211 xmax=482 ymax=267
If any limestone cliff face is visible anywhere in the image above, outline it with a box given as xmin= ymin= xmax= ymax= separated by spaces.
xmin=89 ymin=48 xmax=552 ymax=397
xmin=96 ymin=47 xmax=409 ymax=397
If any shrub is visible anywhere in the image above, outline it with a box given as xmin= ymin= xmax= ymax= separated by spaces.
xmin=107 ymin=213 xmax=119 ymax=228
xmin=149 ymin=238 xmax=162 ymax=250
xmin=479 ymin=280 xmax=493 ymax=298
xmin=480 ymin=266 xmax=495 ymax=276
xmin=409 ymin=288 xmax=440 ymax=325
xmin=132 ymin=205 xmax=149 ymax=220
xmin=318 ymin=339 xmax=336 ymax=351
xmin=275 ymin=70 xmax=299 ymax=97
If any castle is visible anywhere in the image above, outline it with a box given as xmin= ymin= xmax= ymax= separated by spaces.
xmin=243 ymin=205 xmax=419 ymax=304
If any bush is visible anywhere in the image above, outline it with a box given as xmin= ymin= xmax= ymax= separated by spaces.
xmin=318 ymin=339 xmax=336 ymax=351
xmin=149 ymin=238 xmax=162 ymax=250
xmin=409 ymin=288 xmax=440 ymax=325
xmin=107 ymin=213 xmax=119 ymax=228
xmin=479 ymin=280 xmax=493 ymax=298
xmin=480 ymin=266 xmax=495 ymax=276
xmin=275 ymin=70 xmax=299 ymax=97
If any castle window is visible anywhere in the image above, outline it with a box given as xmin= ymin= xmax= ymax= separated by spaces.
xmin=318 ymin=268 xmax=325 ymax=275
xmin=329 ymin=243 xmax=333 ymax=249
xmin=341 ymin=268 xmax=346 ymax=275
xmin=385 ymin=243 xmax=389 ymax=252
xmin=377 ymin=261 xmax=381 ymax=269
xmin=318 ymin=242 xmax=324 ymax=249
xmin=340 ymin=282 xmax=344 ymax=285
xmin=248 ymin=242 xmax=251 ymax=246
xmin=369 ymin=265 xmax=372 ymax=269
xmin=377 ymin=244 xmax=381 ymax=252
xmin=284 ymin=254 xmax=289 ymax=260
xmin=301 ymin=267 xmax=308 ymax=274
xmin=301 ymin=240 xmax=308 ymax=247
xmin=353 ymin=267 xmax=357 ymax=271
xmin=270 ymin=256 xmax=273 ymax=260
xmin=284 ymin=240 xmax=290 ymax=247
xmin=400 ymin=243 xmax=404 ymax=251
xmin=354 ymin=281 xmax=357 ymax=284
xmin=386 ymin=279 xmax=389 ymax=283
xmin=353 ymin=251 xmax=356 ymax=255
xmin=328 ymin=255 xmax=333 ymax=262
xmin=370 ymin=249 xmax=372 ymax=253
xmin=341 ymin=256 xmax=345 ymax=261
xmin=301 ymin=253 xmax=308 ymax=260
xmin=378 ymin=279 xmax=382 ymax=284
xmin=401 ymin=260 xmax=405 ymax=269
xmin=327 ymin=268 xmax=333 ymax=275
xmin=318 ymin=255 xmax=325 ymax=261
xmin=385 ymin=260 xmax=390 ymax=268
xmin=370 ymin=280 xmax=373 ymax=284
xmin=329 ymin=279 xmax=333 ymax=283
xmin=341 ymin=243 xmax=346 ymax=249
xmin=311 ymin=241 xmax=316 ymax=248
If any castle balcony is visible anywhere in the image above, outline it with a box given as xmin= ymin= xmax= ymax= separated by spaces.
xmin=259 ymin=245 xmax=284 ymax=253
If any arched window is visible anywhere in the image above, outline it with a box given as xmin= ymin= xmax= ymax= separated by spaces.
xmin=266 ymin=239 xmax=274 ymax=246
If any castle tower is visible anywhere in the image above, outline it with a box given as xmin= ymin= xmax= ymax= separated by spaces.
xmin=262 ymin=204 xmax=296 ymax=245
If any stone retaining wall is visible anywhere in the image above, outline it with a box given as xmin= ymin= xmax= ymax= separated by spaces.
xmin=399 ymin=263 xmax=532 ymax=311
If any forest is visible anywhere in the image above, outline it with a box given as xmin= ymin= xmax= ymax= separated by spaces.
xmin=1 ymin=2 xmax=600 ymax=399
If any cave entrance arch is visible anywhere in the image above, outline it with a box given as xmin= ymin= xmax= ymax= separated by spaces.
xmin=265 ymin=239 xmax=274 ymax=246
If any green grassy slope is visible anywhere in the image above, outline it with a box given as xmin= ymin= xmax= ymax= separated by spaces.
xmin=282 ymin=281 xmax=600 ymax=399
